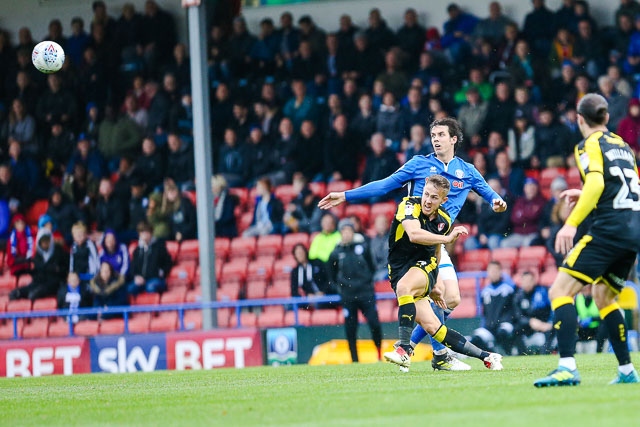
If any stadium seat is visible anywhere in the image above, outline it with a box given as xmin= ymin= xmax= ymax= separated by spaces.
xmin=214 ymin=238 xmax=230 ymax=261
xmin=177 ymin=239 xmax=199 ymax=262
xmin=374 ymin=280 xmax=390 ymax=294
xmin=0 ymin=319 xmax=23 ymax=339
xmin=185 ymin=289 xmax=202 ymax=303
xmin=25 ymin=199 xmax=49 ymax=226
xmin=244 ymin=279 xmax=267 ymax=299
xmin=257 ymin=306 xmax=285 ymax=328
xmin=566 ymin=167 xmax=583 ymax=189
xmin=183 ymin=190 xmax=197 ymax=207
xmin=376 ymin=299 xmax=397 ymax=323
xmin=32 ymin=297 xmax=58 ymax=311
xmin=22 ymin=318 xmax=49 ymax=339
xmin=517 ymin=246 xmax=547 ymax=269
xmin=326 ymin=180 xmax=352 ymax=193
xmin=458 ymin=249 xmax=491 ymax=272
xmin=184 ymin=310 xmax=203 ymax=330
xmin=370 ymin=202 xmax=397 ymax=222
xmin=217 ymin=284 xmax=240 ymax=301
xmin=458 ymin=277 xmax=479 ymax=296
xmin=232 ymin=311 xmax=257 ymax=327
xmin=539 ymin=269 xmax=557 ymax=287
xmin=100 ymin=319 xmax=125 ymax=335
xmin=74 ymin=320 xmax=100 ymax=336
xmin=48 ymin=320 xmax=72 ymax=338
xmin=284 ymin=309 xmax=312 ymax=326
xmin=165 ymin=241 xmax=180 ymax=261
xmin=265 ymin=280 xmax=291 ymax=299
xmin=150 ymin=311 xmax=178 ymax=332
xmin=274 ymin=184 xmax=298 ymax=205
xmin=220 ymin=261 xmax=248 ymax=284
xmin=16 ymin=274 xmax=32 ymax=288
xmin=272 ymin=258 xmax=296 ymax=281
xmin=308 ymin=182 xmax=326 ymax=197
xmin=0 ymin=295 xmax=8 ymax=312
xmin=246 ymin=259 xmax=274 ymax=282
xmin=134 ymin=292 xmax=161 ymax=306
xmin=160 ymin=287 xmax=187 ymax=304
xmin=255 ymin=235 xmax=283 ymax=258
xmin=0 ymin=273 xmax=16 ymax=292
xmin=238 ymin=212 xmax=254 ymax=235
xmin=6 ymin=299 xmax=32 ymax=313
xmin=229 ymin=236 xmax=257 ymax=259
xmin=311 ymin=309 xmax=340 ymax=326
xmin=128 ymin=313 xmax=151 ymax=334
xmin=344 ymin=204 xmax=371 ymax=229
xmin=282 ymin=233 xmax=310 ymax=255
xmin=490 ymin=247 xmax=518 ymax=272
xmin=168 ymin=260 xmax=197 ymax=287
xmin=228 ymin=187 xmax=249 ymax=209
xmin=448 ymin=297 xmax=477 ymax=319
xmin=217 ymin=308 xmax=233 ymax=328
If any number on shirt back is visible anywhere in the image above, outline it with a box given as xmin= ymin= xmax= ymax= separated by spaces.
xmin=610 ymin=166 xmax=640 ymax=210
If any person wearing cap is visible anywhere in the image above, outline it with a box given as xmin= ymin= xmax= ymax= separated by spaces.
xmin=328 ymin=217 xmax=381 ymax=363
xmin=534 ymin=93 xmax=640 ymax=386
xmin=500 ymin=176 xmax=547 ymax=248
xmin=126 ymin=221 xmax=172 ymax=295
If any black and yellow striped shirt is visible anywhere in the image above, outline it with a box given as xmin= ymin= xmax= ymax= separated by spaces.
xmin=571 ymin=131 xmax=640 ymax=245
xmin=387 ymin=196 xmax=452 ymax=271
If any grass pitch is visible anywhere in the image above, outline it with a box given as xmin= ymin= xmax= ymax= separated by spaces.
xmin=1 ymin=353 xmax=638 ymax=427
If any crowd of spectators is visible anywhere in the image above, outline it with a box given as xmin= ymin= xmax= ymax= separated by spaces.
xmin=2 ymin=0 xmax=640 ymax=311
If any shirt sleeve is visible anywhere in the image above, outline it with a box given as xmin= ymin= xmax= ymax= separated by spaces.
xmin=470 ymin=164 xmax=502 ymax=203
xmin=345 ymin=157 xmax=417 ymax=202
xmin=395 ymin=197 xmax=421 ymax=222
xmin=566 ymin=138 xmax=605 ymax=227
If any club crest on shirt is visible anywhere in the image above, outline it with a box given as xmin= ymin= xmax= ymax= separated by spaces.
xmin=579 ymin=152 xmax=590 ymax=170
xmin=430 ymin=166 xmax=437 ymax=173
xmin=455 ymin=169 xmax=464 ymax=178
xmin=438 ymin=223 xmax=445 ymax=232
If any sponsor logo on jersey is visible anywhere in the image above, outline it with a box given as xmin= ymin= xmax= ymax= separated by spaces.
xmin=452 ymin=181 xmax=463 ymax=188
xmin=455 ymin=169 xmax=464 ymax=178
xmin=430 ymin=166 xmax=437 ymax=173
xmin=579 ymin=152 xmax=590 ymax=170
xmin=438 ymin=223 xmax=445 ymax=231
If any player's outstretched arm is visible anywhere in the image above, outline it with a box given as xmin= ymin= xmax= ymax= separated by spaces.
xmin=492 ymin=199 xmax=507 ymax=212
xmin=403 ymin=221 xmax=468 ymax=245
xmin=318 ymin=192 xmax=346 ymax=209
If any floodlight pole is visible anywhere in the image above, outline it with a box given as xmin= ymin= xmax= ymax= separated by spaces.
xmin=186 ymin=0 xmax=217 ymax=328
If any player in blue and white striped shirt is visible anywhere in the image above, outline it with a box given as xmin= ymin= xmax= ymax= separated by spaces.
xmin=319 ymin=117 xmax=507 ymax=371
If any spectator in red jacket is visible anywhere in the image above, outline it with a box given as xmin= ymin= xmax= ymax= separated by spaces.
xmin=616 ymin=98 xmax=640 ymax=153
xmin=500 ymin=177 xmax=547 ymax=248
xmin=6 ymin=213 xmax=33 ymax=277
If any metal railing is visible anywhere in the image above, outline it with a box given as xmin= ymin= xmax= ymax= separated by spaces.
xmin=0 ymin=272 xmax=487 ymax=340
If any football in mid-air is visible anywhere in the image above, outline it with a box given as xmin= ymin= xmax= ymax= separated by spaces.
xmin=32 ymin=41 xmax=65 ymax=74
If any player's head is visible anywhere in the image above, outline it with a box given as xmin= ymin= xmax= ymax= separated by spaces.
xmin=577 ymin=93 xmax=609 ymax=134
xmin=429 ymin=117 xmax=463 ymax=157
xmin=421 ymin=174 xmax=450 ymax=216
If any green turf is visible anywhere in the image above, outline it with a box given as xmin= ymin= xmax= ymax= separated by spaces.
xmin=0 ymin=353 xmax=638 ymax=427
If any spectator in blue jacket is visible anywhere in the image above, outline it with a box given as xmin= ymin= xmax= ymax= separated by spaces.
xmin=99 ymin=229 xmax=130 ymax=278
xmin=243 ymin=177 xmax=284 ymax=237
xmin=441 ymin=3 xmax=479 ymax=64
xmin=66 ymin=134 xmax=107 ymax=180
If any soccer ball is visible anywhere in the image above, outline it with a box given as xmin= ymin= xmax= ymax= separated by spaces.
xmin=32 ymin=41 xmax=65 ymax=74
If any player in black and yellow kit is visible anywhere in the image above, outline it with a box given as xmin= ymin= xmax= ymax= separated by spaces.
xmin=534 ymin=94 xmax=640 ymax=387
xmin=383 ymin=175 xmax=503 ymax=371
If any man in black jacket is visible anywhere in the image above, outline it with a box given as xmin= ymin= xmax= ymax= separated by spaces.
xmin=328 ymin=218 xmax=382 ymax=363
xmin=126 ymin=222 xmax=172 ymax=295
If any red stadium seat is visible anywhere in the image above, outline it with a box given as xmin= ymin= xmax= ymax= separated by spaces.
xmin=518 ymin=246 xmax=547 ymax=268
xmin=237 ymin=212 xmax=254 ymax=235
xmin=311 ymin=309 xmax=340 ymax=326
xmin=74 ymin=320 xmax=100 ymax=336
xmin=370 ymin=202 xmax=397 ymax=222
xmin=448 ymin=297 xmax=477 ymax=319
xmin=257 ymin=306 xmax=285 ymax=328
xmin=0 ymin=295 xmax=8 ymax=313
xmin=458 ymin=249 xmax=491 ymax=272
xmin=376 ymin=299 xmax=397 ymax=323
xmin=160 ymin=287 xmax=187 ymax=304
xmin=490 ymin=248 xmax=518 ymax=272
xmin=220 ymin=261 xmax=248 ymax=284
xmin=246 ymin=260 xmax=274 ymax=282
xmin=32 ymin=297 xmax=57 ymax=311
xmin=308 ymin=182 xmax=326 ymax=197
xmin=266 ymin=280 xmax=291 ymax=299
xmin=128 ymin=313 xmax=151 ymax=334
xmin=0 ymin=273 xmax=16 ymax=292
xmin=150 ymin=312 xmax=178 ymax=332
xmin=284 ymin=309 xmax=312 ymax=326
xmin=22 ymin=318 xmax=49 ymax=339
xmin=185 ymin=289 xmax=202 ymax=303
xmin=25 ymin=199 xmax=49 ymax=226
xmin=0 ymin=319 xmax=23 ymax=339
xmin=245 ymin=279 xmax=268 ymax=299
xmin=228 ymin=187 xmax=249 ymax=209
xmin=282 ymin=233 xmax=310 ymax=255
xmin=217 ymin=285 xmax=240 ymax=302
xmin=566 ymin=167 xmax=583 ymax=189
xmin=17 ymin=274 xmax=32 ymax=288
xmin=168 ymin=260 xmax=197 ymax=287
xmin=539 ymin=269 xmax=558 ymax=287
xmin=326 ymin=180 xmax=352 ymax=193
xmin=233 ymin=311 xmax=257 ymax=327
xmin=256 ymin=234 xmax=283 ymax=258
xmin=165 ymin=241 xmax=180 ymax=261
xmin=100 ymin=319 xmax=125 ymax=335
xmin=229 ymin=236 xmax=257 ymax=259
xmin=374 ymin=280 xmax=391 ymax=294
xmin=134 ymin=293 xmax=160 ymax=306
xmin=274 ymin=184 xmax=298 ymax=205
xmin=344 ymin=204 xmax=371 ymax=228
xmin=48 ymin=319 xmax=72 ymax=338
xmin=184 ymin=310 xmax=203 ymax=330
xmin=273 ymin=258 xmax=296 ymax=281
xmin=214 ymin=238 xmax=231 ymax=262
xmin=177 ymin=239 xmax=199 ymax=262
xmin=6 ymin=299 xmax=32 ymax=313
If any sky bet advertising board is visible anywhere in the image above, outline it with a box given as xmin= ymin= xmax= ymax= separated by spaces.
xmin=0 ymin=329 xmax=263 ymax=377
